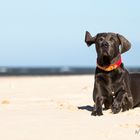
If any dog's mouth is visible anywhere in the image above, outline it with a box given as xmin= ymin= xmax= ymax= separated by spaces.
xmin=102 ymin=55 xmax=111 ymax=66
xmin=97 ymin=51 xmax=112 ymax=67
xmin=98 ymin=52 xmax=111 ymax=67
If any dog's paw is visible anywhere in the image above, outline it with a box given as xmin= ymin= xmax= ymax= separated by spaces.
xmin=91 ymin=111 xmax=97 ymax=116
xmin=97 ymin=111 xmax=103 ymax=116
xmin=111 ymin=101 xmax=121 ymax=114
xmin=91 ymin=109 xmax=103 ymax=116
xmin=122 ymin=96 xmax=133 ymax=111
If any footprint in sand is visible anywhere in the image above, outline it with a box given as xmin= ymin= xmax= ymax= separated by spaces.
xmin=56 ymin=101 xmax=78 ymax=111
xmin=1 ymin=100 xmax=10 ymax=104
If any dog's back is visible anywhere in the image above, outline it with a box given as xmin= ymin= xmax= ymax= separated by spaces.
xmin=130 ymin=73 xmax=140 ymax=107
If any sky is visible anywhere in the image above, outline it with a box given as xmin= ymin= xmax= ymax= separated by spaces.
xmin=0 ymin=0 xmax=140 ymax=67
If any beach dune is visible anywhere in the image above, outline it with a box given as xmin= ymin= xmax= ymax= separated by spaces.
xmin=0 ymin=76 xmax=140 ymax=140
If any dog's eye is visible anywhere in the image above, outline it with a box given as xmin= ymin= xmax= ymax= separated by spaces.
xmin=98 ymin=37 xmax=104 ymax=42
xmin=110 ymin=37 xmax=115 ymax=42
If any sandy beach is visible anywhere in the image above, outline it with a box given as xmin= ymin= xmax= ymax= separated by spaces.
xmin=0 ymin=75 xmax=140 ymax=140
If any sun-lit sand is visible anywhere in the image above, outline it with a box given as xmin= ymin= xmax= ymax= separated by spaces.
xmin=0 ymin=75 xmax=140 ymax=140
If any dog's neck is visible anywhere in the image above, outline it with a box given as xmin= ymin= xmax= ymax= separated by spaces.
xmin=97 ymin=54 xmax=122 ymax=72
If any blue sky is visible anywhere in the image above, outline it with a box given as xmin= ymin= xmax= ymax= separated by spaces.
xmin=0 ymin=0 xmax=140 ymax=67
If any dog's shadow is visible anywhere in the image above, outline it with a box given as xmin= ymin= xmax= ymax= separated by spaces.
xmin=78 ymin=105 xmax=93 ymax=112
xmin=78 ymin=105 xmax=110 ymax=114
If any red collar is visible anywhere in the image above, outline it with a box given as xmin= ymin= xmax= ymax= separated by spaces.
xmin=97 ymin=54 xmax=122 ymax=71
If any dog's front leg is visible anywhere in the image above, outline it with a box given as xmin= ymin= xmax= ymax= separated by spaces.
xmin=121 ymin=94 xmax=133 ymax=112
xmin=91 ymin=82 xmax=104 ymax=116
xmin=111 ymin=90 xmax=133 ymax=114
xmin=111 ymin=91 xmax=125 ymax=114
xmin=91 ymin=96 xmax=104 ymax=116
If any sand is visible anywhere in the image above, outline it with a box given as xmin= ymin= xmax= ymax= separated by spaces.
xmin=0 ymin=75 xmax=140 ymax=140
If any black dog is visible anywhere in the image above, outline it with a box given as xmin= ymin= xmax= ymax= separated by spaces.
xmin=85 ymin=31 xmax=134 ymax=116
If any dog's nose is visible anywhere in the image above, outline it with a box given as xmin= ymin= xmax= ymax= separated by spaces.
xmin=102 ymin=41 xmax=109 ymax=47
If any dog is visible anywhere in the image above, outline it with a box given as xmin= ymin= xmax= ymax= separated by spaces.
xmin=85 ymin=31 xmax=134 ymax=116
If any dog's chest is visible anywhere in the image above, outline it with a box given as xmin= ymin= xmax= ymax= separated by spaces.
xmin=96 ymin=73 xmax=120 ymax=84
xmin=96 ymin=71 xmax=124 ymax=94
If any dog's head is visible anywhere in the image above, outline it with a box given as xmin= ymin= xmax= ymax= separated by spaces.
xmin=85 ymin=31 xmax=131 ymax=67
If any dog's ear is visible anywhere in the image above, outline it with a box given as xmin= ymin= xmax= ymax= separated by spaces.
xmin=117 ymin=34 xmax=131 ymax=54
xmin=85 ymin=31 xmax=96 ymax=47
